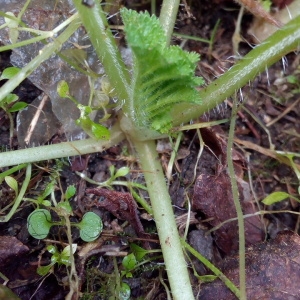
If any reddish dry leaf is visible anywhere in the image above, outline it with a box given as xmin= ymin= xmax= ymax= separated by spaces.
xmin=199 ymin=231 xmax=300 ymax=300
xmin=192 ymin=172 xmax=264 ymax=254
xmin=86 ymin=188 xmax=149 ymax=241
xmin=0 ymin=236 xmax=29 ymax=267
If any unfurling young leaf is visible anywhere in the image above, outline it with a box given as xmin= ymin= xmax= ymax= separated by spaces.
xmin=121 ymin=8 xmax=204 ymax=133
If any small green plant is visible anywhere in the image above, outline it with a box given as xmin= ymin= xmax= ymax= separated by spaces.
xmin=57 ymin=80 xmax=110 ymax=140
xmin=0 ymin=67 xmax=27 ymax=144
xmin=37 ymin=244 xmax=77 ymax=276
xmin=27 ymin=207 xmax=103 ymax=242
xmin=286 ymin=73 xmax=300 ymax=94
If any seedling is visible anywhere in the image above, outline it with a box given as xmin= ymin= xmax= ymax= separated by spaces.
xmin=57 ymin=80 xmax=110 ymax=140
xmin=27 ymin=208 xmax=103 ymax=242
xmin=37 ymin=244 xmax=77 ymax=276
xmin=286 ymin=74 xmax=300 ymax=94
xmin=0 ymin=67 xmax=27 ymax=144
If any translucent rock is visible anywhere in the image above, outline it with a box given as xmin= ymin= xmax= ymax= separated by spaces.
xmin=0 ymin=0 xmax=133 ymax=144
xmin=16 ymin=94 xmax=60 ymax=148
xmin=0 ymin=0 xmax=104 ymax=141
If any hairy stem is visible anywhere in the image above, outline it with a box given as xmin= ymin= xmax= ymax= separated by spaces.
xmin=133 ymin=139 xmax=195 ymax=299
xmin=71 ymin=0 xmax=131 ymax=115
xmin=159 ymin=0 xmax=180 ymax=45
xmin=172 ymin=15 xmax=300 ymax=124
xmin=227 ymin=99 xmax=246 ymax=299
xmin=0 ymin=125 xmax=124 ymax=167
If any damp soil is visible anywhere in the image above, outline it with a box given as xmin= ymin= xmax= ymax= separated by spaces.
xmin=0 ymin=1 xmax=300 ymax=299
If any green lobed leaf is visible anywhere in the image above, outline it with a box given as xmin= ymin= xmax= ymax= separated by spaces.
xmin=120 ymin=8 xmax=204 ymax=133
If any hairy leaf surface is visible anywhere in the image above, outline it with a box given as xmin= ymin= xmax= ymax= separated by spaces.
xmin=121 ymin=8 xmax=204 ymax=133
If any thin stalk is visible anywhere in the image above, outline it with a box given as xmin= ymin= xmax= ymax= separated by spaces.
xmin=172 ymin=15 xmax=300 ymax=125
xmin=0 ymin=125 xmax=124 ymax=167
xmin=71 ymin=0 xmax=131 ymax=113
xmin=133 ymin=139 xmax=195 ymax=300
xmin=182 ymin=239 xmax=241 ymax=298
xmin=227 ymin=100 xmax=246 ymax=299
xmin=0 ymin=163 xmax=31 ymax=222
xmin=159 ymin=0 xmax=180 ymax=45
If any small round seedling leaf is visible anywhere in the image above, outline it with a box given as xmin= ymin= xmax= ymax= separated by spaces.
xmin=47 ymin=245 xmax=57 ymax=254
xmin=65 ymin=185 xmax=76 ymax=201
xmin=119 ymin=282 xmax=131 ymax=300
xmin=8 ymin=101 xmax=27 ymax=112
xmin=122 ymin=253 xmax=137 ymax=271
xmin=78 ymin=212 xmax=103 ymax=242
xmin=27 ymin=209 xmax=52 ymax=239
xmin=115 ymin=167 xmax=130 ymax=178
xmin=57 ymin=80 xmax=70 ymax=98
xmin=91 ymin=122 xmax=110 ymax=140
xmin=0 ymin=66 xmax=20 ymax=80
xmin=5 ymin=176 xmax=18 ymax=193
xmin=60 ymin=244 xmax=77 ymax=266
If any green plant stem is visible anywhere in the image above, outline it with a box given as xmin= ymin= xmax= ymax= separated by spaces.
xmin=0 ymin=16 xmax=80 ymax=104
xmin=159 ymin=0 xmax=180 ymax=45
xmin=0 ymin=125 xmax=124 ymax=167
xmin=182 ymin=239 xmax=241 ymax=298
xmin=0 ymin=163 xmax=27 ymax=179
xmin=133 ymin=139 xmax=195 ymax=300
xmin=0 ymin=163 xmax=31 ymax=222
xmin=227 ymin=101 xmax=246 ymax=299
xmin=172 ymin=15 xmax=300 ymax=125
xmin=71 ymin=0 xmax=131 ymax=112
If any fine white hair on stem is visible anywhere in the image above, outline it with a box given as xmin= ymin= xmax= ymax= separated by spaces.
xmin=265 ymin=66 xmax=270 ymax=86
xmin=239 ymin=88 xmax=244 ymax=102
xmin=281 ymin=56 xmax=288 ymax=73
